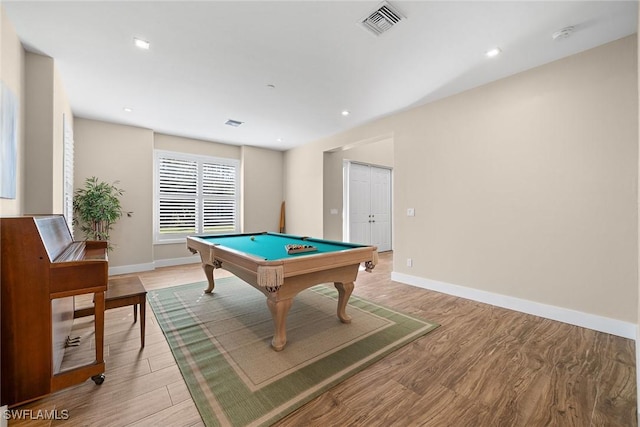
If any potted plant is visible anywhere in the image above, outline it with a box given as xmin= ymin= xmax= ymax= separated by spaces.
xmin=73 ymin=176 xmax=132 ymax=249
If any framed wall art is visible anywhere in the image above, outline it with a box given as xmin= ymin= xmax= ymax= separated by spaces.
xmin=1 ymin=81 xmax=18 ymax=199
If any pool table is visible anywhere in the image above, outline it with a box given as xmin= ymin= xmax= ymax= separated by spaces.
xmin=186 ymin=232 xmax=378 ymax=351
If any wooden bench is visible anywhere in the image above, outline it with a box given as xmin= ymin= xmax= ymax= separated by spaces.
xmin=75 ymin=276 xmax=147 ymax=347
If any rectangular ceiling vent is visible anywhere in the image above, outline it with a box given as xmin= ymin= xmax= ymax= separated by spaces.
xmin=360 ymin=1 xmax=405 ymax=37
xmin=225 ymin=119 xmax=244 ymax=127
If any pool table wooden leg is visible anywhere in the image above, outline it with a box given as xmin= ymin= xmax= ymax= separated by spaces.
xmin=267 ymin=296 xmax=293 ymax=351
xmin=202 ymin=263 xmax=215 ymax=293
xmin=334 ymin=281 xmax=354 ymax=324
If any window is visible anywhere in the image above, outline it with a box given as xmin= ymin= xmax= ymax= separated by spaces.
xmin=154 ymin=150 xmax=239 ymax=243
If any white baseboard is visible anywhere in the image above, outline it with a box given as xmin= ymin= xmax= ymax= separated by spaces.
xmin=391 ymin=271 xmax=637 ymax=340
xmin=637 ymin=330 xmax=640 ymax=413
xmin=108 ymin=255 xmax=200 ymax=276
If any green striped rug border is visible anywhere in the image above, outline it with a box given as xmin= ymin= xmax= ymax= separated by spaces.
xmin=148 ymin=278 xmax=439 ymax=427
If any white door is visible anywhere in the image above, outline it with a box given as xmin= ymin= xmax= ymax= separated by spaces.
xmin=370 ymin=167 xmax=391 ymax=251
xmin=346 ymin=162 xmax=392 ymax=251
xmin=348 ymin=163 xmax=371 ymax=246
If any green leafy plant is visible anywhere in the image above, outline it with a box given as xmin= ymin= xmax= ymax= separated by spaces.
xmin=73 ymin=177 xmax=132 ymax=248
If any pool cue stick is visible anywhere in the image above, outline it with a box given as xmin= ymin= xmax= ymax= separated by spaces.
xmin=279 ymin=201 xmax=285 ymax=233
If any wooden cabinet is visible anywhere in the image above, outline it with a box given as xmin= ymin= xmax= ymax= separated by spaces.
xmin=1 ymin=216 xmax=107 ymax=407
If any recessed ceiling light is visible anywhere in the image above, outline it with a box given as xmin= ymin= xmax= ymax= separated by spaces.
xmin=134 ymin=37 xmax=150 ymax=50
xmin=266 ymin=84 xmax=276 ymax=90
xmin=123 ymin=107 xmax=133 ymax=113
xmin=341 ymin=110 xmax=350 ymax=116
xmin=277 ymin=138 xmax=283 ymax=142
xmin=485 ymin=47 xmax=501 ymax=58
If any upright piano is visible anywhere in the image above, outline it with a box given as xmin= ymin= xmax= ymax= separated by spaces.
xmin=1 ymin=215 xmax=107 ymax=407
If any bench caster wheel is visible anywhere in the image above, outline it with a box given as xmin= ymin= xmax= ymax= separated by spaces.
xmin=92 ymin=374 xmax=105 ymax=385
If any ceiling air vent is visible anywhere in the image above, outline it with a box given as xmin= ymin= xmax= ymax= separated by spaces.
xmin=360 ymin=1 xmax=405 ymax=37
xmin=225 ymin=119 xmax=244 ymax=127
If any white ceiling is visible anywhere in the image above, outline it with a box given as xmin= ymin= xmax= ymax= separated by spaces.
xmin=4 ymin=1 xmax=638 ymax=151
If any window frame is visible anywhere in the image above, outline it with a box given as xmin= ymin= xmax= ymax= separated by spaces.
xmin=154 ymin=149 xmax=240 ymax=244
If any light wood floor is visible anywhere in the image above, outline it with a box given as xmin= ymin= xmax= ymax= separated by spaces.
xmin=9 ymin=252 xmax=637 ymax=426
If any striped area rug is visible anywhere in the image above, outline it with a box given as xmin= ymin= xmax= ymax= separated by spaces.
xmin=148 ymin=277 xmax=439 ymax=427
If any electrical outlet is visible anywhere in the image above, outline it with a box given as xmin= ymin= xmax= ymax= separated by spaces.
xmin=406 ymin=258 xmax=412 ymax=267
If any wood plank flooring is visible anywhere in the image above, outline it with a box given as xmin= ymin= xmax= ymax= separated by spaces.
xmin=8 ymin=252 xmax=637 ymax=426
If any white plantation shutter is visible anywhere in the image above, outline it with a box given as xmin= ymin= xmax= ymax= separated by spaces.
xmin=63 ymin=114 xmax=74 ymax=231
xmin=155 ymin=150 xmax=239 ymax=242
xmin=202 ymin=163 xmax=237 ymax=232
xmin=159 ymin=198 xmax=196 ymax=234
xmin=159 ymin=158 xmax=197 ymax=194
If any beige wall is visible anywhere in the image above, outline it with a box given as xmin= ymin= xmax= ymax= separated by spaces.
xmin=0 ymin=7 xmax=24 ymax=216
xmin=23 ymin=52 xmax=72 ymax=215
xmin=323 ymin=136 xmax=394 ymax=241
xmin=241 ymin=145 xmax=283 ymax=233
xmin=24 ymin=53 xmax=54 ymax=213
xmin=285 ymin=35 xmax=639 ymax=325
xmin=397 ymin=36 xmax=637 ymax=323
xmin=154 ymin=133 xmax=241 ymax=159
xmin=74 ymin=119 xmax=154 ymax=268
xmin=283 ymin=147 xmax=324 ymax=236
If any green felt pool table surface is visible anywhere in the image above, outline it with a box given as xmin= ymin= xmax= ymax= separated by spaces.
xmin=197 ymin=232 xmax=365 ymax=261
